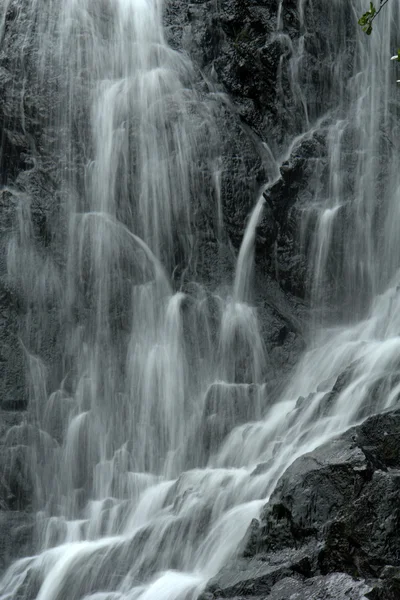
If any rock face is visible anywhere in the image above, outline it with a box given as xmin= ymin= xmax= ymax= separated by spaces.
xmin=165 ymin=0 xmax=357 ymax=305
xmin=203 ymin=408 xmax=400 ymax=599
xmin=1 ymin=0 xmax=399 ymax=595
xmin=0 ymin=0 xmax=64 ymax=411
xmin=0 ymin=410 xmax=35 ymax=571
xmin=0 ymin=1 xmax=309 ymax=572
xmin=0 ymin=511 xmax=34 ymax=573
xmin=0 ymin=0 xmax=316 ymax=419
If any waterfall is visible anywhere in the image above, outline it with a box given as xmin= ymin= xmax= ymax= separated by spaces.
xmin=1 ymin=0 xmax=400 ymax=599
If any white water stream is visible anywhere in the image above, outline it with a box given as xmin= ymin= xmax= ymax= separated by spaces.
xmin=1 ymin=0 xmax=400 ymax=599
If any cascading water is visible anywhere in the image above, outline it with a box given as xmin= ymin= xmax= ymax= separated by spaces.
xmin=1 ymin=0 xmax=400 ymax=599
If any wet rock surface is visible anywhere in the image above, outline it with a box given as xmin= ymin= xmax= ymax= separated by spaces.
xmin=203 ymin=408 xmax=400 ymax=599
xmin=0 ymin=1 xmax=65 ymax=411
xmin=0 ymin=0 xmax=312 ymax=416
xmin=1 ymin=0 xmax=399 ymax=595
xmin=192 ymin=382 xmax=268 ymax=465
xmin=0 ymin=511 xmax=35 ymax=573
xmin=0 ymin=410 xmax=34 ymax=571
xmin=164 ymin=0 xmax=361 ymax=313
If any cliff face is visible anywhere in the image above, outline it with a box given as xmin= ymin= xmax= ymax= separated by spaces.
xmin=1 ymin=0 xmax=400 ymax=597
xmin=0 ymin=0 xmax=315 ymax=416
xmin=0 ymin=1 xmax=63 ymax=413
xmin=169 ymin=1 xmax=400 ymax=597
xmin=164 ymin=0 xmax=359 ymax=306
xmin=0 ymin=0 xmax=309 ymax=570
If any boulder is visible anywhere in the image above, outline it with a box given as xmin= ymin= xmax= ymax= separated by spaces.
xmin=204 ymin=408 xmax=400 ymax=599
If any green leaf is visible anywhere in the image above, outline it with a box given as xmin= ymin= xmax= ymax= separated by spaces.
xmin=358 ymin=7 xmax=375 ymax=33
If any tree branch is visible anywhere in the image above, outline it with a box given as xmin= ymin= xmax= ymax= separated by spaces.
xmin=371 ymin=0 xmax=391 ymax=24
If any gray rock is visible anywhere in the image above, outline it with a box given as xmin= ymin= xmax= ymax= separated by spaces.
xmin=265 ymin=573 xmax=371 ymax=600
xmin=0 ymin=511 xmax=35 ymax=574
xmin=204 ymin=409 xmax=400 ymax=599
xmin=202 ymin=382 xmax=266 ymax=457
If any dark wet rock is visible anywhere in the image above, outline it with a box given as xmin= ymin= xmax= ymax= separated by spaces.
xmin=261 ymin=130 xmax=329 ymax=299
xmin=0 ymin=2 xmax=383 ymax=588
xmin=0 ymin=412 xmax=30 ymax=510
xmin=0 ymin=226 xmax=27 ymax=410
xmin=0 ymin=1 xmax=65 ymax=409
xmin=204 ymin=408 xmax=400 ymax=599
xmin=205 ymin=573 xmax=372 ymax=600
xmin=252 ymin=274 xmax=308 ymax=394
xmin=184 ymin=381 xmax=269 ymax=467
xmin=0 ymin=444 xmax=34 ymax=511
xmin=0 ymin=410 xmax=26 ymax=440
xmin=0 ymin=420 xmax=58 ymax=511
xmin=366 ymin=574 xmax=400 ymax=600
xmin=165 ymin=0 xmax=360 ymax=311
xmin=206 ymin=556 xmax=294 ymax=597
xmin=165 ymin=0 xmax=282 ymax=255
xmin=356 ymin=411 xmax=400 ymax=469
xmin=202 ymin=382 xmax=266 ymax=457
xmin=265 ymin=573 xmax=371 ymax=600
xmin=0 ymin=0 xmax=311 ymax=425
xmin=252 ymin=434 xmax=369 ymax=555
xmin=267 ymin=132 xmax=328 ymax=225
xmin=204 ymin=555 xmax=373 ymax=599
xmin=4 ymin=423 xmax=58 ymax=457
xmin=0 ymin=511 xmax=35 ymax=574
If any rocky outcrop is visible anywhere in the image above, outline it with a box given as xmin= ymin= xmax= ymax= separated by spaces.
xmin=1 ymin=0 xmax=396 ymax=591
xmin=168 ymin=0 xmax=355 ymax=145
xmin=165 ymin=0 xmax=359 ymax=307
xmin=0 ymin=0 xmax=315 ymax=420
xmin=0 ymin=511 xmax=34 ymax=573
xmin=0 ymin=410 xmax=34 ymax=571
xmin=203 ymin=408 xmax=400 ymax=599
xmin=0 ymin=0 xmax=65 ymax=411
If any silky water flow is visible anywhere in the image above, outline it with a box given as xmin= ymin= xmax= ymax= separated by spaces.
xmin=1 ymin=0 xmax=400 ymax=599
